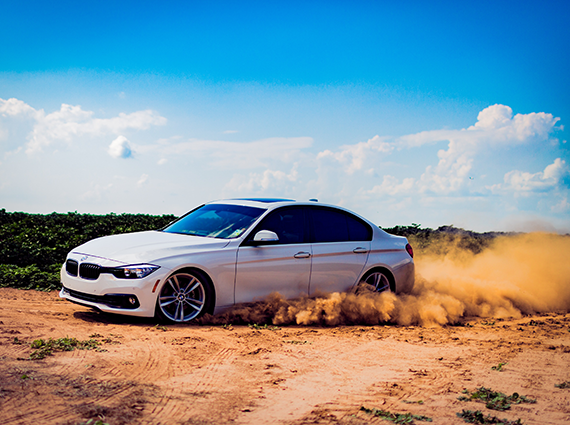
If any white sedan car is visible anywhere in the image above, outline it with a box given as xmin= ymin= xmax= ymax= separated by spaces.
xmin=60 ymin=199 xmax=415 ymax=323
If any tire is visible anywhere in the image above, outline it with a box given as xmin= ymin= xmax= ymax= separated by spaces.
xmin=362 ymin=270 xmax=392 ymax=293
xmin=156 ymin=270 xmax=214 ymax=323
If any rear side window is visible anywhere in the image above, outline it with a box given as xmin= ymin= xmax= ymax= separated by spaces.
xmin=347 ymin=215 xmax=372 ymax=241
xmin=311 ymin=207 xmax=372 ymax=242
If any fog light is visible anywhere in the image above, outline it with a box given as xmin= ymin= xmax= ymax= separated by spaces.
xmin=128 ymin=297 xmax=136 ymax=305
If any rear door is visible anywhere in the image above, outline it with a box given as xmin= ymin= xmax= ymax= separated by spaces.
xmin=308 ymin=206 xmax=371 ymax=295
xmin=235 ymin=206 xmax=311 ymax=303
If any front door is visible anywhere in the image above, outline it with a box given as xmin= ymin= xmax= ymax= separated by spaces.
xmin=235 ymin=207 xmax=311 ymax=303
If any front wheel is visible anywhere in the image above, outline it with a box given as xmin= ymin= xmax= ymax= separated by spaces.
xmin=362 ymin=270 xmax=391 ymax=292
xmin=156 ymin=270 xmax=214 ymax=323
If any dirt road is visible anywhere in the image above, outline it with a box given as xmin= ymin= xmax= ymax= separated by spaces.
xmin=1 ymin=288 xmax=569 ymax=425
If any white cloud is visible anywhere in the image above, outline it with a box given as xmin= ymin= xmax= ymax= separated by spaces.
xmin=309 ymin=105 xmax=559 ymax=198
xmin=150 ymin=136 xmax=313 ymax=169
xmin=158 ymin=158 xmax=168 ymax=165
xmin=137 ymin=174 xmax=149 ymax=186
xmin=551 ymin=197 xmax=569 ymax=213
xmin=418 ymin=152 xmax=473 ymax=194
xmin=470 ymin=103 xmax=514 ymax=130
xmin=224 ymin=165 xmax=299 ymax=194
xmin=0 ymin=97 xmax=166 ymax=154
xmin=316 ymin=135 xmax=392 ymax=174
xmin=365 ymin=175 xmax=415 ymax=196
xmin=399 ymin=104 xmax=559 ymax=150
xmin=80 ymin=183 xmax=114 ymax=202
xmin=469 ymin=104 xmax=559 ymax=144
xmin=394 ymin=104 xmax=560 ymax=194
xmin=108 ymin=136 xmax=134 ymax=159
xmin=0 ymin=98 xmax=39 ymax=117
xmin=495 ymin=158 xmax=569 ymax=194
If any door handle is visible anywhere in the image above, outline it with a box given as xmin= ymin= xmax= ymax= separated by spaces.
xmin=294 ymin=251 xmax=311 ymax=259
xmin=353 ymin=247 xmax=368 ymax=254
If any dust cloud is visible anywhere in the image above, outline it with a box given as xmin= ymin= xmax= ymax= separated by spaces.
xmin=199 ymin=233 xmax=570 ymax=327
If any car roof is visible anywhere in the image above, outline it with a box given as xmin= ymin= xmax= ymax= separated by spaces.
xmin=204 ymin=198 xmax=391 ymax=237
xmin=232 ymin=198 xmax=296 ymax=203
xmin=206 ymin=198 xmax=366 ymax=218
xmin=207 ymin=198 xmax=307 ymax=208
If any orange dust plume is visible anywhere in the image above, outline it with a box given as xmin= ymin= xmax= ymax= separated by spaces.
xmin=198 ymin=233 xmax=570 ymax=327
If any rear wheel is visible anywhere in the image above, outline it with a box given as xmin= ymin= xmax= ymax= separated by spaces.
xmin=156 ymin=270 xmax=213 ymax=323
xmin=362 ymin=270 xmax=392 ymax=292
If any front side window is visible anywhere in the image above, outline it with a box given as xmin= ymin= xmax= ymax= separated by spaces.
xmin=248 ymin=207 xmax=307 ymax=244
xmin=311 ymin=207 xmax=372 ymax=243
xmin=163 ymin=204 xmax=265 ymax=239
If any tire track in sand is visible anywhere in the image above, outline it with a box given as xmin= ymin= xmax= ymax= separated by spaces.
xmin=147 ymin=346 xmax=239 ymax=424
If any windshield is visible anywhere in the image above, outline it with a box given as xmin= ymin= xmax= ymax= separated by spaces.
xmin=162 ymin=204 xmax=266 ymax=239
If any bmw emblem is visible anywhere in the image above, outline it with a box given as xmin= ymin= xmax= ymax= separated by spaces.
xmin=80 ymin=255 xmax=89 ymax=262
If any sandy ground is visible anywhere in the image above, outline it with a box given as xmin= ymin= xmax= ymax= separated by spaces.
xmin=0 ymin=288 xmax=569 ymax=425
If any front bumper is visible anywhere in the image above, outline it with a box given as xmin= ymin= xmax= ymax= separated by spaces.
xmin=59 ymin=259 xmax=171 ymax=318
xmin=60 ymin=286 xmax=141 ymax=309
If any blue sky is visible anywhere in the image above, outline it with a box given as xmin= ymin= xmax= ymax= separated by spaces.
xmin=1 ymin=0 xmax=569 ymax=232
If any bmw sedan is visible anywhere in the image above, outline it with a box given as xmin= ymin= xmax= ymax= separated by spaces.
xmin=60 ymin=199 xmax=415 ymax=323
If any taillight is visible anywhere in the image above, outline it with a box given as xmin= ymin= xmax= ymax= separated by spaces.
xmin=405 ymin=243 xmax=414 ymax=258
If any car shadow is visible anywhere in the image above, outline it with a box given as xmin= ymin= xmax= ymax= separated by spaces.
xmin=73 ymin=309 xmax=159 ymax=326
xmin=72 ymin=309 xmax=205 ymax=328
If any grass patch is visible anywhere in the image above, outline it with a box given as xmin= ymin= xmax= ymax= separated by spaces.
xmin=457 ymin=409 xmax=523 ymax=424
xmin=458 ymin=387 xmax=536 ymax=411
xmin=153 ymin=324 xmax=168 ymax=332
xmin=28 ymin=337 xmax=103 ymax=360
xmin=360 ymin=406 xmax=432 ymax=423
xmin=249 ymin=323 xmax=280 ymax=331
xmin=491 ymin=362 xmax=507 ymax=371
xmin=79 ymin=419 xmax=110 ymax=425
xmin=555 ymin=381 xmax=570 ymax=389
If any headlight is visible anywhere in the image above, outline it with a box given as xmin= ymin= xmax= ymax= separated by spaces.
xmin=112 ymin=264 xmax=160 ymax=279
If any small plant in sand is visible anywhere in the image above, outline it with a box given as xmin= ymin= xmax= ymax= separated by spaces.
xmin=360 ymin=406 xmax=432 ymax=423
xmin=153 ymin=324 xmax=168 ymax=331
xmin=28 ymin=337 xmax=102 ymax=360
xmin=402 ymin=400 xmax=424 ymax=405
xmin=555 ymin=381 xmax=570 ymax=389
xmin=79 ymin=419 xmax=110 ymax=425
xmin=457 ymin=409 xmax=523 ymax=424
xmin=248 ymin=323 xmax=280 ymax=331
xmin=458 ymin=387 xmax=536 ymax=411
xmin=491 ymin=362 xmax=507 ymax=371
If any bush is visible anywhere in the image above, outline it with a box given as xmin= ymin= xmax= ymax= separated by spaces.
xmin=0 ymin=209 xmax=176 ymax=291
xmin=381 ymin=224 xmax=509 ymax=256
xmin=0 ymin=264 xmax=61 ymax=291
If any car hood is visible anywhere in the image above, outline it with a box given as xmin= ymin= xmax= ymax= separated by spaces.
xmin=71 ymin=230 xmax=232 ymax=265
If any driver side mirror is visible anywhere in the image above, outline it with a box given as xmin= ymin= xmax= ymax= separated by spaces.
xmin=253 ymin=230 xmax=279 ymax=243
